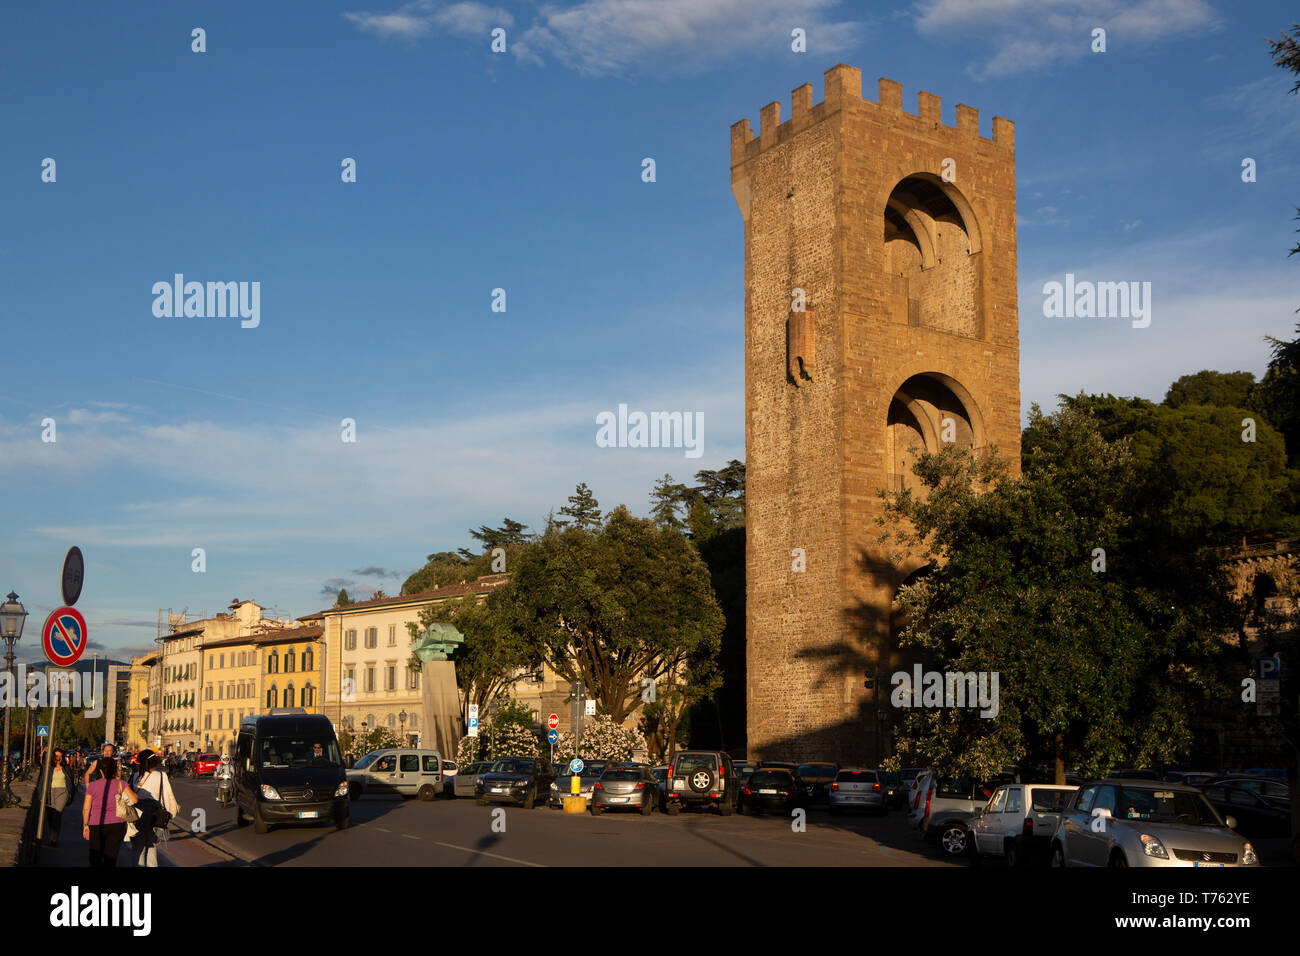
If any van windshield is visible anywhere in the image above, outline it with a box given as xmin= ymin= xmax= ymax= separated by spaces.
xmin=260 ymin=736 xmax=342 ymax=769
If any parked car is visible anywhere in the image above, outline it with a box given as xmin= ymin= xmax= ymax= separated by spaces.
xmin=347 ymin=748 xmax=445 ymax=801
xmin=591 ymin=766 xmax=656 ymax=815
xmin=1201 ymin=782 xmax=1291 ymax=838
xmin=651 ymin=765 xmax=669 ymax=808
xmin=1201 ymin=775 xmax=1291 ymax=802
xmin=757 ymin=760 xmax=798 ymax=773
xmin=664 ymin=751 xmax=738 ymax=815
xmin=740 ymin=768 xmax=805 ymax=815
xmin=968 ymin=783 xmax=1077 ymax=866
xmin=452 ymin=761 xmax=491 ymax=799
xmin=1050 ymin=779 xmax=1260 ymax=867
xmin=475 ymin=756 xmax=553 ymax=809
xmin=880 ymin=769 xmax=904 ymax=809
xmin=828 ymin=768 xmax=885 ymax=815
xmin=194 ymin=753 xmax=221 ymax=776
xmin=1244 ymin=768 xmax=1287 ymax=780
xmin=908 ymin=770 xmax=935 ymax=829
xmin=796 ymin=762 xmax=839 ymax=805
xmin=1165 ymin=771 xmax=1216 ymax=786
xmin=920 ymin=774 xmax=1014 ymax=857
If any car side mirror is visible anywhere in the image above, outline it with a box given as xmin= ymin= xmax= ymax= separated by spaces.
xmin=1224 ymin=815 xmax=1237 ymax=830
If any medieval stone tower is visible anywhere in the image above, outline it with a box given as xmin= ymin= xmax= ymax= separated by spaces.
xmin=731 ymin=65 xmax=1021 ymax=764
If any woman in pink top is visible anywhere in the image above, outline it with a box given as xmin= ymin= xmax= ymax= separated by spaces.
xmin=81 ymin=757 xmax=138 ymax=867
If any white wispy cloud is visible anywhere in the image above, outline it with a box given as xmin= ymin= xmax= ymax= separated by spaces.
xmin=914 ymin=0 xmax=1220 ymax=78
xmin=344 ymin=0 xmax=513 ymax=41
xmin=345 ymin=0 xmax=867 ymax=76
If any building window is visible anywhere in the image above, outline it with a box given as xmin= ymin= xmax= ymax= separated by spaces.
xmin=208 ymin=655 xmax=214 ymax=669
xmin=267 ymin=651 xmax=278 ymax=674
xmin=365 ymin=627 xmax=377 ymax=649
xmin=219 ymin=653 xmax=225 ymax=668
xmin=408 ymin=668 xmax=420 ymax=691
xmin=205 ymin=715 xmax=211 ymax=730
xmin=388 ymin=625 xmax=396 ymax=646
xmin=303 ymin=648 xmax=313 ymax=672
xmin=302 ymin=683 xmax=314 ymax=708
xmin=387 ymin=713 xmax=395 ymax=729
xmin=218 ymin=712 xmax=224 ymax=730
xmin=409 ymin=714 xmax=418 ymax=729
xmin=284 ymin=684 xmax=295 ymax=708
xmin=267 ymin=686 xmax=278 ymax=709
xmin=345 ymin=629 xmax=356 ymax=651
xmin=386 ymin=665 xmax=396 ymax=691
xmin=218 ymin=684 xmax=223 ymax=700
xmin=285 ymin=649 xmax=296 ymax=673
xmin=365 ymin=667 xmax=375 ymax=693
xmin=365 ymin=713 xmax=375 ymax=729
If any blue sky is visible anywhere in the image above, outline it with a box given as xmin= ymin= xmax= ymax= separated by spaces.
xmin=1 ymin=0 xmax=1297 ymax=662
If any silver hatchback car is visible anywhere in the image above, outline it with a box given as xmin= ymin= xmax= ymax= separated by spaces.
xmin=828 ymin=767 xmax=886 ymax=815
xmin=1050 ymin=779 xmax=1260 ymax=867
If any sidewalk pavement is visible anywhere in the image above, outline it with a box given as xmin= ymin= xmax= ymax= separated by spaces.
xmin=0 ymin=779 xmax=38 ymax=866
xmin=31 ymin=777 xmax=239 ymax=868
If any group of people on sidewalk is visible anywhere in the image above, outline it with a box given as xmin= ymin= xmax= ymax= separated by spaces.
xmin=37 ymin=742 xmax=181 ymax=867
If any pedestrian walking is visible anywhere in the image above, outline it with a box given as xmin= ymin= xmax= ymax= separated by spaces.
xmin=85 ymin=742 xmax=118 ymax=784
xmin=82 ymin=757 xmax=138 ymax=867
xmin=39 ymin=748 xmax=75 ymax=847
xmin=127 ymin=751 xmax=179 ymax=868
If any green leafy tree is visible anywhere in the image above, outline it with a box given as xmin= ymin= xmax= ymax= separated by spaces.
xmin=649 ymin=474 xmax=689 ymax=531
xmin=1252 ymin=323 xmax=1300 ymax=469
xmin=498 ymin=506 xmax=724 ymax=725
xmin=554 ymin=482 xmax=602 ymax=530
xmin=882 ymin=405 xmax=1229 ymax=783
xmin=1163 ymin=370 xmax=1256 ymax=410
xmin=334 ymin=588 xmax=353 ymax=607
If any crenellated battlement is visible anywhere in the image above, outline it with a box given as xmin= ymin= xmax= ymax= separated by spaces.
xmin=730 ymin=64 xmax=1014 ymax=167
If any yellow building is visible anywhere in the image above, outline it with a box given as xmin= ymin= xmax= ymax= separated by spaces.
xmin=124 ymin=653 xmax=156 ymax=750
xmin=198 ymin=625 xmax=324 ymax=755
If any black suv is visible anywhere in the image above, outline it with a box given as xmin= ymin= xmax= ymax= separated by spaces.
xmin=475 ymin=755 xmax=554 ymax=809
xmin=664 ymin=751 xmax=738 ymax=815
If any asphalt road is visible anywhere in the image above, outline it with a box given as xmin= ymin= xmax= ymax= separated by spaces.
xmin=171 ymin=777 xmax=959 ymax=867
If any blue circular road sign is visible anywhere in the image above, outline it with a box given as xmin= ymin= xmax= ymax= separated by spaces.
xmin=569 ymin=758 xmax=584 ymax=774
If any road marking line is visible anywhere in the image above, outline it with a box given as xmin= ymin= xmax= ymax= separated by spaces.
xmin=403 ymin=834 xmax=419 ymax=840
xmin=432 ymin=841 xmax=545 ymax=867
xmin=375 ymin=827 xmax=391 ymax=833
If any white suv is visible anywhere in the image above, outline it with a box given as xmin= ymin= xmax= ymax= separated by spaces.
xmin=968 ymin=783 xmax=1077 ymax=866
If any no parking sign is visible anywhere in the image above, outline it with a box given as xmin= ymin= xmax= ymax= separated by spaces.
xmin=42 ymin=606 xmax=88 ymax=667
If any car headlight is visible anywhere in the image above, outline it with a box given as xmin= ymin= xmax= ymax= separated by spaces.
xmin=334 ymin=782 xmax=349 ymax=798
xmin=1242 ymin=843 xmax=1258 ymax=866
xmin=261 ymin=784 xmax=282 ymax=801
xmin=1139 ymin=833 xmax=1168 ymax=859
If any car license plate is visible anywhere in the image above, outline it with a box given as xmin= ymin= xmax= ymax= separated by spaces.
xmin=491 ymin=787 xmax=506 ymax=793
xmin=1193 ymin=862 xmax=1224 ymax=867
xmin=845 ymin=795 xmax=863 ymax=801
xmin=610 ymin=797 xmax=627 ymax=803
xmin=298 ymin=811 xmax=318 ymax=819
xmin=760 ymin=788 xmax=777 ymax=794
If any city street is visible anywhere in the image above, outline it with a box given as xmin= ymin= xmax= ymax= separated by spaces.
xmin=168 ymin=777 xmax=959 ymax=867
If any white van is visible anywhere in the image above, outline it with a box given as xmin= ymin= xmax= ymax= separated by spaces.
xmin=346 ymin=748 xmax=444 ymax=801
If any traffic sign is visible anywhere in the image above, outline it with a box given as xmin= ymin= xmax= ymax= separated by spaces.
xmin=41 ymin=607 xmax=88 ymax=667
xmin=547 ymin=713 xmax=559 ymax=731
xmin=37 ymin=726 xmax=49 ymax=738
xmin=61 ymin=546 xmax=84 ymax=606
xmin=569 ymin=758 xmax=584 ymax=775
xmin=547 ymin=729 xmax=558 ymax=745
xmin=468 ymin=702 xmax=480 ymax=737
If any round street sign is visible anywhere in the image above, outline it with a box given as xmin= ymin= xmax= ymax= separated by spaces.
xmin=569 ymin=758 xmax=584 ymax=775
xmin=61 ymin=546 xmax=84 ymax=606
xmin=42 ymin=607 xmax=88 ymax=667
xmin=547 ymin=713 xmax=559 ymax=731
xmin=547 ymin=729 xmax=558 ymax=745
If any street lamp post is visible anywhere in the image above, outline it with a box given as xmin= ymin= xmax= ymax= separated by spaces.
xmin=398 ymin=710 xmax=407 ymax=746
xmin=1 ymin=592 xmax=30 ymax=809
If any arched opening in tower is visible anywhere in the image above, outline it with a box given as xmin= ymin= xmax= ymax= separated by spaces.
xmin=886 ymin=372 xmax=982 ymax=494
xmin=884 ymin=175 xmax=982 ymax=338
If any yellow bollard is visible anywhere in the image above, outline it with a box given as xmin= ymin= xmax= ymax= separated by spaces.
xmin=563 ymin=795 xmax=587 ymax=813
